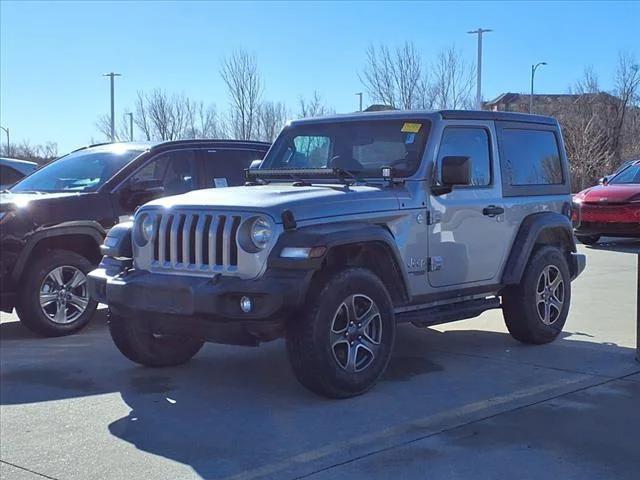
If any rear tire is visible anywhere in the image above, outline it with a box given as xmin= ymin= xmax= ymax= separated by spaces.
xmin=109 ymin=312 xmax=204 ymax=367
xmin=286 ymin=268 xmax=395 ymax=398
xmin=502 ymin=246 xmax=571 ymax=345
xmin=576 ymin=234 xmax=600 ymax=245
xmin=16 ymin=249 xmax=98 ymax=337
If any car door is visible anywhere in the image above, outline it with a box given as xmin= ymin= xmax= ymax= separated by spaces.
xmin=427 ymin=121 xmax=510 ymax=288
xmin=114 ymin=149 xmax=198 ymax=219
xmin=198 ymin=148 xmax=266 ymax=189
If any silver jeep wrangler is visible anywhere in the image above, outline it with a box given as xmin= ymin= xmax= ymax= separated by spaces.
xmin=89 ymin=110 xmax=586 ymax=398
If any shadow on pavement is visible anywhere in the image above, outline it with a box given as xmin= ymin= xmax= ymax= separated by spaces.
xmin=1 ymin=319 xmax=638 ymax=479
xmin=584 ymin=237 xmax=640 ymax=254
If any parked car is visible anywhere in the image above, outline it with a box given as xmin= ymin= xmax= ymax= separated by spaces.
xmin=597 ymin=159 xmax=636 ymax=185
xmin=573 ymin=159 xmax=640 ymax=244
xmin=0 ymin=139 xmax=270 ymax=336
xmin=0 ymin=157 xmax=37 ymax=189
xmin=89 ymin=110 xmax=585 ymax=398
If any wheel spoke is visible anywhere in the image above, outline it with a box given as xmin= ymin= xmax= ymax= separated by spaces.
xmin=549 ymin=272 xmax=562 ymax=291
xmin=358 ymin=305 xmax=380 ymax=330
xmin=345 ymin=342 xmax=358 ymax=372
xmin=53 ymin=303 xmax=67 ymax=323
xmin=39 ymin=293 xmax=57 ymax=308
xmin=543 ymin=302 xmax=551 ymax=324
xmin=359 ymin=336 xmax=377 ymax=355
xmin=48 ymin=267 xmax=65 ymax=288
xmin=67 ymin=269 xmax=86 ymax=289
xmin=549 ymin=296 xmax=563 ymax=313
xmin=68 ymin=293 xmax=89 ymax=311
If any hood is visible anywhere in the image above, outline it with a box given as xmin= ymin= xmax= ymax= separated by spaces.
xmin=576 ymin=184 xmax=640 ymax=204
xmin=0 ymin=191 xmax=87 ymax=211
xmin=143 ymin=183 xmax=400 ymax=222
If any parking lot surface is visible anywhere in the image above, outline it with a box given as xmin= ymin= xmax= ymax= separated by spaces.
xmin=1 ymin=240 xmax=639 ymax=480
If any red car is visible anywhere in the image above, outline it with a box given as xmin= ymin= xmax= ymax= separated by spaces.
xmin=572 ymin=159 xmax=640 ymax=244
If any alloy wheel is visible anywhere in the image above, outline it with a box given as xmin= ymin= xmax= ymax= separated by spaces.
xmin=536 ymin=265 xmax=565 ymax=325
xmin=39 ymin=266 xmax=90 ymax=324
xmin=330 ymin=294 xmax=383 ymax=372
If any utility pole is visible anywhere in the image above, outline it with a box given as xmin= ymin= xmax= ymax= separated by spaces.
xmin=355 ymin=92 xmax=363 ymax=112
xmin=467 ymin=28 xmax=493 ymax=110
xmin=0 ymin=126 xmax=9 ymax=156
xmin=530 ymin=62 xmax=547 ymax=113
xmin=103 ymin=72 xmax=122 ymax=142
xmin=127 ymin=112 xmax=134 ymax=141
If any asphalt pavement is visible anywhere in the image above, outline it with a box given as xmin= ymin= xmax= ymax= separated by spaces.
xmin=1 ymin=239 xmax=638 ymax=480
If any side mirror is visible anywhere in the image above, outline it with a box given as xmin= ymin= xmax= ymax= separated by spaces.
xmin=432 ymin=156 xmax=471 ymax=195
xmin=598 ymin=176 xmax=609 ymax=185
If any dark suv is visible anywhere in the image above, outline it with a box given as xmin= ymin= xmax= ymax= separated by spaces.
xmin=0 ymin=139 xmax=269 ymax=337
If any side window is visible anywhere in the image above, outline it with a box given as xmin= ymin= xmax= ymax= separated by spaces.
xmin=437 ymin=127 xmax=491 ymax=186
xmin=502 ymin=129 xmax=563 ymax=185
xmin=128 ymin=150 xmax=196 ymax=195
xmin=201 ymin=149 xmax=265 ymax=187
xmin=0 ymin=165 xmax=25 ymax=186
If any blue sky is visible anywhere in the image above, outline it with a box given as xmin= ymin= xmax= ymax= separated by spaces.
xmin=1 ymin=0 xmax=638 ymax=153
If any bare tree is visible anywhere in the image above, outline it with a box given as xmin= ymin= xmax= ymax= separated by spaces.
xmin=360 ymin=42 xmax=428 ymax=109
xmin=430 ymin=46 xmax=475 ymax=109
xmin=1 ymin=141 xmax=58 ymax=165
xmin=95 ymin=112 xmax=134 ymax=142
xmin=572 ymin=66 xmax=600 ymax=94
xmin=220 ymin=49 xmax=263 ymax=140
xmin=298 ymin=91 xmax=333 ymax=118
xmin=611 ymin=51 xmax=640 ymax=160
xmin=185 ymin=101 xmax=223 ymax=139
xmin=257 ymin=101 xmax=288 ymax=141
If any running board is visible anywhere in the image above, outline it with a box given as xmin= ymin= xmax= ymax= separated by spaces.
xmin=396 ymin=297 xmax=501 ymax=327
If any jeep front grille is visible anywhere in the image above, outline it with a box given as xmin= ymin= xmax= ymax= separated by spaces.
xmin=151 ymin=212 xmax=242 ymax=272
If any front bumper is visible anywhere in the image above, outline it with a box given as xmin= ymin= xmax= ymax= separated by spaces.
xmin=87 ymin=259 xmax=313 ymax=345
xmin=573 ymin=202 xmax=640 ymax=237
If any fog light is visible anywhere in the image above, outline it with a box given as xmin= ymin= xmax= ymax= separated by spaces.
xmin=240 ymin=296 xmax=253 ymax=313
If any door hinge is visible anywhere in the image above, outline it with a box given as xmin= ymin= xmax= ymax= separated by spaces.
xmin=428 ymin=256 xmax=444 ymax=272
xmin=427 ymin=211 xmax=442 ymax=225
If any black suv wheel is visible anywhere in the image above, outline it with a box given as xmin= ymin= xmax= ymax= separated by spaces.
xmin=502 ymin=246 xmax=571 ymax=344
xmin=109 ymin=312 xmax=204 ymax=367
xmin=16 ymin=249 xmax=98 ymax=337
xmin=286 ymin=268 xmax=395 ymax=398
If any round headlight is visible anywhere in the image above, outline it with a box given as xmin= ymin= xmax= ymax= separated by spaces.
xmin=250 ymin=216 xmax=272 ymax=249
xmin=135 ymin=213 xmax=154 ymax=245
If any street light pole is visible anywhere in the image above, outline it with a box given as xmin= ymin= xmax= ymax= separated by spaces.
xmin=103 ymin=72 xmax=122 ymax=142
xmin=355 ymin=92 xmax=363 ymax=112
xmin=468 ymin=28 xmax=493 ymax=110
xmin=0 ymin=126 xmax=9 ymax=156
xmin=530 ymin=62 xmax=547 ymax=114
xmin=127 ymin=112 xmax=134 ymax=141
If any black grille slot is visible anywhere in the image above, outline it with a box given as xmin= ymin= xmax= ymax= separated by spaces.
xmin=164 ymin=214 xmax=174 ymax=262
xmin=202 ymin=215 xmax=212 ymax=265
xmin=153 ymin=214 xmax=160 ymax=261
xmin=189 ymin=215 xmax=198 ymax=264
xmin=230 ymin=216 xmax=241 ymax=266
xmin=175 ymin=214 xmax=186 ymax=263
xmin=215 ymin=216 xmax=226 ymax=266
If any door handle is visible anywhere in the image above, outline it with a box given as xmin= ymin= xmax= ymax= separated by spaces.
xmin=482 ymin=205 xmax=504 ymax=217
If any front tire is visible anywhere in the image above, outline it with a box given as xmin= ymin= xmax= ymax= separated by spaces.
xmin=502 ymin=246 xmax=571 ymax=344
xmin=286 ymin=268 xmax=395 ymax=398
xmin=109 ymin=312 xmax=204 ymax=367
xmin=16 ymin=249 xmax=98 ymax=337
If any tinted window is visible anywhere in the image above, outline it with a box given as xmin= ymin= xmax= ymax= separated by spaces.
xmin=12 ymin=146 xmax=142 ymax=193
xmin=202 ymin=149 xmax=265 ymax=187
xmin=128 ymin=150 xmax=196 ymax=196
xmin=0 ymin=165 xmax=25 ymax=186
xmin=609 ymin=164 xmax=640 ymax=184
xmin=262 ymin=120 xmax=430 ymax=177
xmin=437 ymin=127 xmax=491 ymax=186
xmin=502 ymin=129 xmax=563 ymax=185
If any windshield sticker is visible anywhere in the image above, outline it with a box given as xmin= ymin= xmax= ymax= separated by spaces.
xmin=214 ymin=178 xmax=228 ymax=188
xmin=405 ymin=133 xmax=416 ymax=144
xmin=401 ymin=122 xmax=422 ymax=133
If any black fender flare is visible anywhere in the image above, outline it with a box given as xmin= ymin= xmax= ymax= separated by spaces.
xmin=501 ymin=212 xmax=577 ymax=285
xmin=268 ymin=222 xmax=410 ymax=302
xmin=12 ymin=221 xmax=106 ymax=281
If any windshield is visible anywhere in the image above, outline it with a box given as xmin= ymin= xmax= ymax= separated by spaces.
xmin=10 ymin=146 xmax=143 ymax=193
xmin=609 ymin=164 xmax=640 ymax=184
xmin=261 ymin=119 xmax=430 ymax=177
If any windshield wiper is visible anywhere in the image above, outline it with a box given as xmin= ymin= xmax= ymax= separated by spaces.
xmin=247 ymin=167 xmax=362 ymax=185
